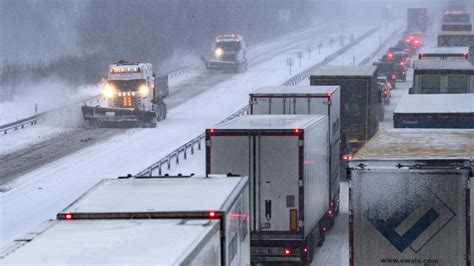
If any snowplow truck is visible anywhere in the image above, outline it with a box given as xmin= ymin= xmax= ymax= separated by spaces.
xmin=202 ymin=34 xmax=247 ymax=72
xmin=81 ymin=61 xmax=168 ymax=128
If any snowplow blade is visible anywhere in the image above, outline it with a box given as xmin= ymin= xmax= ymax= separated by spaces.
xmin=81 ymin=105 xmax=157 ymax=128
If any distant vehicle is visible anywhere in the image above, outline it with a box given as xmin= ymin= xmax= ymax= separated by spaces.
xmin=393 ymin=63 xmax=407 ymax=81
xmin=349 ymin=129 xmax=472 ymax=266
xmin=377 ymin=76 xmax=391 ymax=105
xmin=202 ymin=34 xmax=247 ymax=73
xmin=373 ymin=61 xmax=396 ymax=89
xmin=407 ymin=8 xmax=428 ymax=33
xmin=418 ymin=46 xmax=470 ymax=60
xmin=310 ymin=65 xmax=381 ymax=152
xmin=81 ymin=60 xmax=167 ymax=128
xmin=248 ymin=85 xmax=343 ymax=205
xmin=206 ymin=115 xmax=331 ymax=265
xmin=411 ymin=59 xmax=474 ymax=94
xmin=386 ymin=51 xmax=411 ymax=69
xmin=394 ymin=94 xmax=474 ymax=128
xmin=403 ymin=32 xmax=424 ymax=49
xmin=0 ymin=175 xmax=250 ymax=265
xmin=438 ymin=31 xmax=474 ymax=64
xmin=441 ymin=8 xmax=472 ymax=31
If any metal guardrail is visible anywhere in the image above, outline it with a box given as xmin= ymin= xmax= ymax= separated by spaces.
xmin=135 ymin=25 xmax=382 ymax=177
xmin=1 ymin=65 xmax=195 ymax=135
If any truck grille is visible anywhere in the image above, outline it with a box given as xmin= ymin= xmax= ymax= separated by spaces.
xmin=112 ymin=96 xmax=141 ymax=108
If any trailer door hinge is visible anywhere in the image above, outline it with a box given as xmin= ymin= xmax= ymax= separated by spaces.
xmin=298 ymin=180 xmax=304 ymax=187
xmin=298 ymin=140 xmax=304 ymax=147
xmin=323 ymin=100 xmax=331 ymax=105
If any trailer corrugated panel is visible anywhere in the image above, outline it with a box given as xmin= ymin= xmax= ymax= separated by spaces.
xmin=349 ymin=129 xmax=474 ymax=266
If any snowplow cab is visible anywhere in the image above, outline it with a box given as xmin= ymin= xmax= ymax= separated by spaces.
xmin=203 ymin=34 xmax=247 ymax=73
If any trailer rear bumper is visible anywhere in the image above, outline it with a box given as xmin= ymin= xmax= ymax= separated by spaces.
xmin=251 ymin=238 xmax=308 ymax=264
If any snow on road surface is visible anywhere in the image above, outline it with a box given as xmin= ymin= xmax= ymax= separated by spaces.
xmin=0 ymin=21 xmax=379 ymax=249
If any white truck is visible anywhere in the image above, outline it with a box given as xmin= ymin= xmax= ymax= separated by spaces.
xmin=0 ymin=175 xmax=250 ymax=266
xmin=348 ymin=129 xmax=473 ymax=266
xmin=411 ymin=59 xmax=474 ymax=94
xmin=438 ymin=31 xmax=474 ymax=64
xmin=248 ymin=86 xmax=342 ymax=218
xmin=81 ymin=60 xmax=168 ymax=128
xmin=206 ymin=115 xmax=330 ymax=264
xmin=418 ymin=46 xmax=470 ymax=60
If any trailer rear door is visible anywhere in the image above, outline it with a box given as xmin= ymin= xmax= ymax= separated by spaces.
xmin=257 ymin=136 xmax=300 ymax=232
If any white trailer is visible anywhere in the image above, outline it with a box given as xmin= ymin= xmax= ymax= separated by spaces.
xmin=1 ymin=176 xmax=250 ymax=265
xmin=206 ymin=115 xmax=330 ymax=264
xmin=1 ymin=219 xmax=222 ymax=265
xmin=349 ymin=129 xmax=473 ymax=266
xmin=249 ymin=86 xmax=341 ymax=216
xmin=438 ymin=31 xmax=474 ymax=64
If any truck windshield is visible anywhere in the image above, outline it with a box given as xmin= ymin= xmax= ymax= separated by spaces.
xmin=216 ymin=41 xmax=241 ymax=51
xmin=108 ymin=79 xmax=146 ymax=92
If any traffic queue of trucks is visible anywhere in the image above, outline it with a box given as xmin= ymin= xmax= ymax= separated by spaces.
xmin=3 ymin=6 xmax=474 ymax=266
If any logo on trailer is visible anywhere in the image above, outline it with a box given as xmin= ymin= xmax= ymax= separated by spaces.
xmin=365 ymin=191 xmax=455 ymax=253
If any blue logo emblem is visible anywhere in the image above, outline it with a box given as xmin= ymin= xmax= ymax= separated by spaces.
xmin=365 ymin=192 xmax=455 ymax=253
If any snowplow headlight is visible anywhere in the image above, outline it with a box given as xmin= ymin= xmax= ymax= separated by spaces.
xmin=215 ymin=47 xmax=223 ymax=57
xmin=139 ymin=84 xmax=149 ymax=96
xmin=103 ymin=84 xmax=115 ymax=98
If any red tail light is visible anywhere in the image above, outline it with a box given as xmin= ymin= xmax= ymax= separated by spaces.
xmin=304 ymin=247 xmax=309 ymax=253
xmin=392 ymin=74 xmax=396 ymax=80
xmin=294 ymin=128 xmax=301 ymax=135
xmin=342 ymin=154 xmax=353 ymax=161
xmin=464 ymin=52 xmax=469 ymax=59
xmin=387 ymin=53 xmax=393 ymax=59
xmin=65 ymin=213 xmax=73 ymax=220
xmin=283 ymin=248 xmax=292 ymax=256
xmin=208 ymin=211 xmax=217 ymax=219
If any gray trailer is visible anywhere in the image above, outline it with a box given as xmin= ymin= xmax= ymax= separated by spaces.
xmin=438 ymin=31 xmax=474 ymax=63
xmin=206 ymin=115 xmax=330 ymax=264
xmin=1 ymin=176 xmax=250 ymax=265
xmin=412 ymin=59 xmax=474 ymax=94
xmin=248 ymin=85 xmax=341 ymax=214
xmin=309 ymin=65 xmax=381 ymax=152
xmin=394 ymin=94 xmax=474 ymax=128
xmin=349 ymin=129 xmax=473 ymax=266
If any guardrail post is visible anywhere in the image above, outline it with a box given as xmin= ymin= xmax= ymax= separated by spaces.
xmin=176 ymin=151 xmax=179 ymax=165
xmin=191 ymin=142 xmax=194 ymax=155
xmin=184 ymin=146 xmax=187 ymax=160
xmin=167 ymin=157 xmax=171 ymax=169
xmin=158 ymin=165 xmax=162 ymax=176
xmin=198 ymin=139 xmax=202 ymax=150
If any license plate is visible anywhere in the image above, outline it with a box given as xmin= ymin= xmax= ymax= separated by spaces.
xmin=251 ymin=247 xmax=281 ymax=256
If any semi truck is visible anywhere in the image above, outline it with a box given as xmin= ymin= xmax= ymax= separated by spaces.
xmin=441 ymin=8 xmax=471 ymax=31
xmin=418 ymin=46 xmax=470 ymax=60
xmin=393 ymin=94 xmax=474 ymax=128
xmin=248 ymin=85 xmax=342 ymax=209
xmin=407 ymin=8 xmax=428 ymax=33
xmin=348 ymin=129 xmax=473 ymax=266
xmin=1 ymin=175 xmax=250 ymax=265
xmin=411 ymin=59 xmax=474 ymax=94
xmin=206 ymin=115 xmax=330 ymax=265
xmin=202 ymin=34 xmax=247 ymax=73
xmin=438 ymin=31 xmax=474 ymax=64
xmin=81 ymin=60 xmax=168 ymax=128
xmin=309 ymin=65 xmax=381 ymax=152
